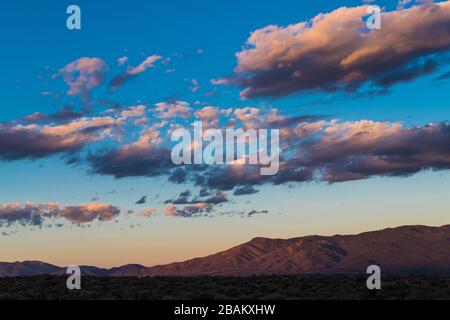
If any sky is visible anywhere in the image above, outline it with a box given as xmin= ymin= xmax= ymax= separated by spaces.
xmin=1 ymin=0 xmax=450 ymax=268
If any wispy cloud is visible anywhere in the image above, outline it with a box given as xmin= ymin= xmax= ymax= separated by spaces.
xmin=108 ymin=55 xmax=162 ymax=92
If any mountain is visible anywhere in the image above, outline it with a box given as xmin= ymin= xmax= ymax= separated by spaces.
xmin=50 ymin=265 xmax=111 ymax=277
xmin=142 ymin=224 xmax=450 ymax=276
xmin=1 ymin=225 xmax=450 ymax=277
xmin=108 ymin=264 xmax=149 ymax=277
xmin=0 ymin=261 xmax=61 ymax=277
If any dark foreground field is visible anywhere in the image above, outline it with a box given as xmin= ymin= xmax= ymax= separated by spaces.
xmin=0 ymin=275 xmax=449 ymax=300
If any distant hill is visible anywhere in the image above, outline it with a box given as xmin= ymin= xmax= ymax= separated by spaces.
xmin=1 ymin=225 xmax=450 ymax=277
xmin=0 ymin=261 xmax=61 ymax=277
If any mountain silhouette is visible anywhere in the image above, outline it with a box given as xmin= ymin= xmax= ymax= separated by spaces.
xmin=1 ymin=225 xmax=450 ymax=277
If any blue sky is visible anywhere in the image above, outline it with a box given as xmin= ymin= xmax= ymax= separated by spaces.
xmin=1 ymin=0 xmax=450 ymax=267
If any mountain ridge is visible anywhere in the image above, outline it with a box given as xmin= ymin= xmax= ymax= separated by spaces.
xmin=1 ymin=224 xmax=450 ymax=277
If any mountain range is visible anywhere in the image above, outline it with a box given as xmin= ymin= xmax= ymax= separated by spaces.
xmin=1 ymin=224 xmax=450 ymax=277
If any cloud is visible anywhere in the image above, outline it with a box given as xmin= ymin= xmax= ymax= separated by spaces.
xmin=194 ymin=106 xmax=232 ymax=127
xmin=247 ymin=209 xmax=269 ymax=217
xmin=55 ymin=57 xmax=107 ymax=101
xmin=136 ymin=208 xmax=157 ymax=217
xmin=267 ymin=114 xmax=328 ymax=128
xmin=397 ymin=0 xmax=413 ymax=9
xmin=165 ymin=190 xmax=227 ymax=205
xmin=185 ymin=119 xmax=450 ymax=192
xmin=108 ymin=55 xmax=162 ymax=92
xmin=165 ymin=203 xmax=182 ymax=217
xmin=168 ymin=167 xmax=188 ymax=184
xmin=161 ymin=189 xmax=228 ymax=218
xmin=86 ymin=128 xmax=173 ymax=178
xmin=189 ymin=78 xmax=201 ymax=93
xmin=119 ymin=105 xmax=146 ymax=118
xmin=46 ymin=106 xmax=86 ymax=122
xmin=118 ymin=56 xmax=128 ymax=66
xmin=233 ymin=185 xmax=259 ymax=196
xmin=397 ymin=0 xmax=436 ymax=9
xmin=0 ymin=117 xmax=115 ymax=160
xmin=50 ymin=103 xmax=450 ymax=199
xmin=0 ymin=202 xmax=120 ymax=226
xmin=135 ymin=196 xmax=146 ymax=204
xmin=103 ymin=105 xmax=149 ymax=126
xmin=219 ymin=1 xmax=450 ymax=98
xmin=0 ymin=203 xmax=47 ymax=226
xmin=154 ymin=101 xmax=192 ymax=119
xmin=304 ymin=120 xmax=450 ymax=182
xmin=164 ymin=203 xmax=213 ymax=218
xmin=203 ymin=191 xmax=228 ymax=204
xmin=53 ymin=203 xmax=120 ymax=224
xmin=164 ymin=190 xmax=191 ymax=204
xmin=19 ymin=112 xmax=47 ymax=123
xmin=20 ymin=106 xmax=86 ymax=124
xmin=433 ymin=70 xmax=450 ymax=81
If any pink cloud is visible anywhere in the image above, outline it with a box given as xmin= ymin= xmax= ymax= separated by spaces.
xmin=0 ymin=202 xmax=120 ymax=226
xmin=220 ymin=1 xmax=450 ymax=98
xmin=154 ymin=101 xmax=192 ymax=119
xmin=55 ymin=57 xmax=107 ymax=100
